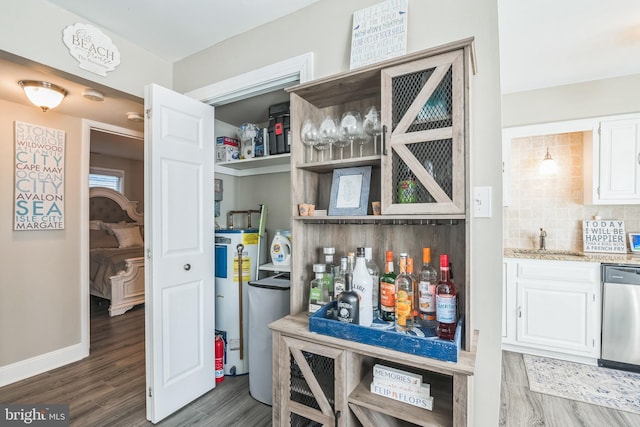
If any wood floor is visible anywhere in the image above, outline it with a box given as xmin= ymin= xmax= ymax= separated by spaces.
xmin=4 ymin=302 xmax=640 ymax=426
xmin=499 ymin=350 xmax=640 ymax=427
xmin=0 ymin=299 xmax=271 ymax=426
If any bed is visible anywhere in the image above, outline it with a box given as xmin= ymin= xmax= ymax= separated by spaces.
xmin=89 ymin=187 xmax=145 ymax=316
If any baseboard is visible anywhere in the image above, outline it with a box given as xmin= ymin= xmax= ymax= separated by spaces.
xmin=502 ymin=343 xmax=598 ymax=366
xmin=0 ymin=343 xmax=88 ymax=387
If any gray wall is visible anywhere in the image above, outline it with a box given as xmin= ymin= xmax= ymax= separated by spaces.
xmin=89 ymin=153 xmax=144 ymax=204
xmin=502 ymin=73 xmax=640 ymax=127
xmin=1 ymin=0 xmax=169 ymax=375
xmin=175 ymin=0 xmax=504 ymax=424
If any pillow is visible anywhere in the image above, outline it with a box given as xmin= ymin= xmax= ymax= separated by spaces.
xmin=90 ymin=229 xmax=119 ymax=249
xmin=102 ymin=221 xmax=138 ymax=235
xmin=112 ymin=226 xmax=144 ymax=248
xmin=89 ymin=219 xmax=104 ymax=230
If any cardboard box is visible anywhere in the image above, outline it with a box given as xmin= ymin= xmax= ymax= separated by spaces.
xmin=216 ymin=145 xmax=239 ymax=162
xmin=216 ymin=136 xmax=239 ymax=147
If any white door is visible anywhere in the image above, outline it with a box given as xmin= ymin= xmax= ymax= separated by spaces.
xmin=145 ymin=83 xmax=215 ymax=423
xmin=516 ymin=280 xmax=594 ymax=355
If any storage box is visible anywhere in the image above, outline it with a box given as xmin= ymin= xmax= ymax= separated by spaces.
xmin=267 ymin=102 xmax=290 ymax=155
xmin=216 ymin=136 xmax=239 ymax=146
xmin=216 ymin=145 xmax=239 ymax=162
xmin=216 ymin=136 xmax=240 ymax=162
xmin=309 ymin=302 xmax=462 ymax=362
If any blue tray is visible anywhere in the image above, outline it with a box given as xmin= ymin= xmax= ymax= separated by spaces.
xmin=308 ymin=301 xmax=462 ymax=363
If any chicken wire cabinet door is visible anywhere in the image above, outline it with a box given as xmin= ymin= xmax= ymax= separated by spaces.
xmin=381 ymin=49 xmax=468 ymax=215
xmin=278 ymin=335 xmax=353 ymax=426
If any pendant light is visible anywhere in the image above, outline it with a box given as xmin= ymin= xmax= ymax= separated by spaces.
xmin=18 ymin=80 xmax=68 ymax=112
xmin=540 ymin=146 xmax=558 ymax=175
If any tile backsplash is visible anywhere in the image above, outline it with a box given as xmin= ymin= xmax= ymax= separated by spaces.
xmin=503 ymin=131 xmax=640 ymax=252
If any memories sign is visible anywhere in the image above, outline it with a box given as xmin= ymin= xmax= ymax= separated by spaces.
xmin=582 ymin=220 xmax=626 ymax=253
xmin=14 ymin=122 xmax=65 ymax=231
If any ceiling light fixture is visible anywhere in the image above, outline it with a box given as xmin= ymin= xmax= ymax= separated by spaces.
xmin=127 ymin=112 xmax=144 ymax=122
xmin=540 ymin=146 xmax=558 ymax=175
xmin=18 ymin=80 xmax=68 ymax=112
xmin=82 ymin=89 xmax=104 ymax=102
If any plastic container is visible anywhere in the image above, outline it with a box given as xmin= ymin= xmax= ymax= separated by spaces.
xmin=270 ymin=230 xmax=291 ymax=266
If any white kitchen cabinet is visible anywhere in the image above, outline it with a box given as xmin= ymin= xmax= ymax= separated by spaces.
xmin=584 ymin=115 xmax=640 ymax=205
xmin=502 ymin=258 xmax=601 ymax=363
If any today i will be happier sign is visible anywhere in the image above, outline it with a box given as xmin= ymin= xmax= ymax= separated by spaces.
xmin=14 ymin=121 xmax=65 ymax=231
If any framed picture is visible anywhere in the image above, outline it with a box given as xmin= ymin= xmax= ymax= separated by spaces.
xmin=629 ymin=233 xmax=640 ymax=253
xmin=328 ymin=166 xmax=372 ymax=216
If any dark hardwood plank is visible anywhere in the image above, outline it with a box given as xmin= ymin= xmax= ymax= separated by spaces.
xmin=0 ymin=299 xmax=272 ymax=426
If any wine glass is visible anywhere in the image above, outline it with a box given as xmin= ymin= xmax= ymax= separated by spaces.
xmin=340 ymin=111 xmax=366 ymax=157
xmin=317 ymin=116 xmax=339 ymax=161
xmin=363 ymin=106 xmax=382 ymax=155
xmin=300 ymin=119 xmax=319 ymax=163
xmin=340 ymin=111 xmax=364 ymax=157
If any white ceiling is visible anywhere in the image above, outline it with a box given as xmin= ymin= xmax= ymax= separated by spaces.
xmin=3 ymin=1 xmax=640 ymax=158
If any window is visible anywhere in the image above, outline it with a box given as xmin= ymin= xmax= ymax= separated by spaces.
xmin=89 ymin=167 xmax=125 ymax=193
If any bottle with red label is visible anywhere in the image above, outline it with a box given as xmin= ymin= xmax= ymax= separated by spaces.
xmin=436 ymin=254 xmax=457 ymax=340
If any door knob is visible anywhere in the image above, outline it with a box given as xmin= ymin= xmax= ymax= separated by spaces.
xmin=184 ymin=263 xmax=191 ymax=271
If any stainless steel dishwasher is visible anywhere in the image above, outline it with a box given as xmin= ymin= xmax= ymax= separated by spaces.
xmin=599 ymin=264 xmax=640 ymax=372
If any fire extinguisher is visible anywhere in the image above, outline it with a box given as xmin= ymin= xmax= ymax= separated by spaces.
xmin=215 ymin=335 xmax=224 ymax=383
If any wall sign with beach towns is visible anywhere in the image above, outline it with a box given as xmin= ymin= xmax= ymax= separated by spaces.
xmin=14 ymin=122 xmax=65 ymax=231
xmin=582 ymin=220 xmax=626 ymax=253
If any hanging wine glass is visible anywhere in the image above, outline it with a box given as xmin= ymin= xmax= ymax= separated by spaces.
xmin=317 ymin=116 xmax=339 ymax=162
xmin=300 ymin=119 xmax=319 ymax=163
xmin=363 ymin=106 xmax=382 ymax=155
xmin=339 ymin=111 xmax=365 ymax=158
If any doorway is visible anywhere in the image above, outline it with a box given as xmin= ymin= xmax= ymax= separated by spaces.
xmin=80 ymin=120 xmax=143 ymax=352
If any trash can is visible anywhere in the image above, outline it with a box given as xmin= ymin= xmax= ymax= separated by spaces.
xmin=248 ymin=273 xmax=290 ymax=405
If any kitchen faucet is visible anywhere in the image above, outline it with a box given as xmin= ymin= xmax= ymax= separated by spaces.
xmin=539 ymin=228 xmax=547 ymax=251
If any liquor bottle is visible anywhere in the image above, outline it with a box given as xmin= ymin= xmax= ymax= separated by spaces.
xmin=436 ymin=254 xmax=457 ymax=340
xmin=333 ymin=256 xmax=349 ymax=299
xmin=394 ymin=253 xmax=415 ymax=332
xmin=347 ymin=251 xmax=356 ymax=273
xmin=352 ymin=247 xmax=373 ymax=326
xmin=406 ymin=257 xmax=418 ymax=320
xmin=379 ymin=250 xmax=396 ymax=322
xmin=308 ymin=263 xmax=330 ymax=315
xmin=364 ymin=247 xmax=380 ymax=320
xmin=336 ymin=270 xmax=359 ymax=324
xmin=418 ymin=247 xmax=438 ymax=328
xmin=323 ymin=247 xmax=338 ymax=299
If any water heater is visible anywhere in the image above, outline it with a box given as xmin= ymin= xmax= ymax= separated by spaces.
xmin=214 ymin=228 xmax=264 ymax=376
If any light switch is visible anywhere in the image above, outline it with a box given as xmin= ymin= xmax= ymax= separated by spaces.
xmin=473 ymin=186 xmax=492 ymax=218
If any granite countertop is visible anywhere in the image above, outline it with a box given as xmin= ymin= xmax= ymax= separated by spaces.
xmin=504 ymin=248 xmax=640 ymax=265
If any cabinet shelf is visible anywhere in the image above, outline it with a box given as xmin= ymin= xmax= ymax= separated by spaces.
xmin=294 ymin=215 xmax=464 ymax=224
xmin=296 ymin=155 xmax=382 ymax=173
xmin=349 ymin=373 xmax=452 ymax=427
xmin=258 ymin=262 xmax=291 ymax=273
xmin=215 ymin=153 xmax=290 ymax=176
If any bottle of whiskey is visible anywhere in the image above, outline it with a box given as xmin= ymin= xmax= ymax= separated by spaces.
xmin=379 ymin=250 xmax=396 ymax=322
xmin=394 ymin=253 xmax=415 ymax=332
xmin=336 ymin=269 xmax=358 ymax=324
xmin=436 ymin=254 xmax=457 ymax=340
xmin=418 ymin=247 xmax=438 ymax=328
xmin=364 ymin=247 xmax=380 ymax=320
xmin=333 ymin=256 xmax=349 ymax=298
xmin=352 ymin=247 xmax=373 ymax=326
xmin=308 ymin=263 xmax=330 ymax=315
